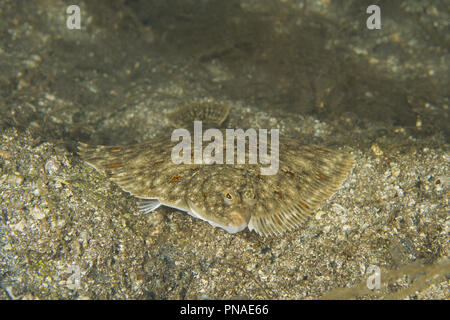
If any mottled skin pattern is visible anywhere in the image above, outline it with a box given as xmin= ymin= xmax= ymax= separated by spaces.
xmin=79 ymin=103 xmax=354 ymax=236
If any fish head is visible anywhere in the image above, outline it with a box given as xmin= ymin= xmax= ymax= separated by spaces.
xmin=185 ymin=170 xmax=256 ymax=234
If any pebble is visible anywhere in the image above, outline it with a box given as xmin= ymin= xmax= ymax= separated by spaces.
xmin=30 ymin=207 xmax=46 ymax=220
xmin=45 ymin=157 xmax=61 ymax=175
xmin=371 ymin=144 xmax=383 ymax=156
xmin=7 ymin=174 xmax=24 ymax=186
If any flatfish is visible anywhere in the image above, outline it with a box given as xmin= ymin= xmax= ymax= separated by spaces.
xmin=78 ymin=103 xmax=354 ymax=236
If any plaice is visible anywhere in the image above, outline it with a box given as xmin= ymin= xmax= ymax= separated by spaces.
xmin=78 ymin=102 xmax=354 ymax=236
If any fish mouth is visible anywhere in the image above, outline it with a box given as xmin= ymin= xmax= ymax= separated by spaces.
xmin=186 ymin=199 xmax=249 ymax=234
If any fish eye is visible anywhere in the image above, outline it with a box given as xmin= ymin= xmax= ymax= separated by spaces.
xmin=223 ymin=191 xmax=235 ymax=205
xmin=242 ymin=192 xmax=257 ymax=205
xmin=242 ymin=189 xmax=256 ymax=200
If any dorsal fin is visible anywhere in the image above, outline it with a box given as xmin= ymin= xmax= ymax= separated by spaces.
xmin=166 ymin=102 xmax=230 ymax=129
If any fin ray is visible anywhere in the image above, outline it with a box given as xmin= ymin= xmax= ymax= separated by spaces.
xmin=137 ymin=199 xmax=161 ymax=213
xmin=249 ymin=146 xmax=354 ymax=236
xmin=166 ymin=102 xmax=230 ymax=128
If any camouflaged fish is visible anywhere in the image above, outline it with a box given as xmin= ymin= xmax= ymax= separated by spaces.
xmin=78 ymin=103 xmax=354 ymax=236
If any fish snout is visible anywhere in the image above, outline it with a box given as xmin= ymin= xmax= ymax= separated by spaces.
xmin=227 ymin=208 xmax=251 ymax=228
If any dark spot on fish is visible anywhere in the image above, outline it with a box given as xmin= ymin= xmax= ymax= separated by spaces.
xmin=274 ymin=190 xmax=283 ymax=199
xmin=152 ymin=160 xmax=164 ymax=167
xmin=282 ymin=168 xmax=297 ymax=178
xmin=316 ymin=171 xmax=327 ymax=180
xmin=170 ymin=175 xmax=182 ymax=183
xmin=106 ymin=163 xmax=122 ymax=168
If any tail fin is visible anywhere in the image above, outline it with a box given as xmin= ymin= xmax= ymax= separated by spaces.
xmin=166 ymin=102 xmax=230 ymax=129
